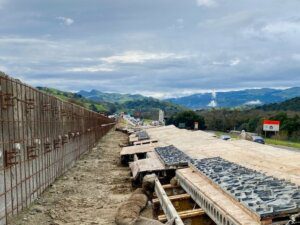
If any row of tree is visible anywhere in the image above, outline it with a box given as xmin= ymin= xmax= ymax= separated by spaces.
xmin=166 ymin=109 xmax=300 ymax=141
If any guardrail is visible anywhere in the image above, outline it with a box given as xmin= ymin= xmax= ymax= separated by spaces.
xmin=0 ymin=73 xmax=115 ymax=225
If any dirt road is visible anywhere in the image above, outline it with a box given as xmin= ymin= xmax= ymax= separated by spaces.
xmin=9 ymin=130 xmax=133 ymax=225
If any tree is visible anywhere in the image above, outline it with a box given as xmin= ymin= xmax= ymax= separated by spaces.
xmin=166 ymin=110 xmax=206 ymax=130
xmin=89 ymin=104 xmax=99 ymax=112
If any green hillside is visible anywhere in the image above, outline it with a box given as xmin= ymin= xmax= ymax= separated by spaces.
xmin=167 ymin=87 xmax=300 ymax=109
xmin=78 ymin=89 xmax=146 ymax=103
xmin=196 ymin=97 xmax=300 ymax=141
xmin=37 ymin=87 xmax=185 ymax=118
xmin=258 ymin=97 xmax=300 ymax=111
xmin=37 ymin=87 xmax=115 ymax=113
xmin=120 ymin=98 xmax=187 ymax=118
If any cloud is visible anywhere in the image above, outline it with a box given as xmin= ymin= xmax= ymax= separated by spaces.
xmin=196 ymin=0 xmax=217 ymax=8
xmin=57 ymin=16 xmax=74 ymax=26
xmin=100 ymin=51 xmax=188 ymax=64
xmin=169 ymin=18 xmax=184 ymax=30
xmin=1 ymin=0 xmax=300 ymax=97
xmin=66 ymin=65 xmax=116 ymax=73
xmin=243 ymin=18 xmax=300 ymax=41
xmin=262 ymin=20 xmax=300 ymax=35
xmin=212 ymin=58 xmax=241 ymax=67
xmin=244 ymin=100 xmax=263 ymax=105
xmin=230 ymin=58 xmax=241 ymax=66
xmin=0 ymin=37 xmax=54 ymax=45
xmin=0 ymin=0 xmax=6 ymax=9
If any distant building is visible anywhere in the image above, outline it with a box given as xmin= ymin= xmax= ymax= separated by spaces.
xmin=158 ymin=109 xmax=165 ymax=125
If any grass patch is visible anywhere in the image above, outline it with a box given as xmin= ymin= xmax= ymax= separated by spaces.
xmin=265 ymin=138 xmax=300 ymax=149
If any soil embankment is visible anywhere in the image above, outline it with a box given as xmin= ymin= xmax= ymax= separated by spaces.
xmin=9 ymin=130 xmax=133 ymax=225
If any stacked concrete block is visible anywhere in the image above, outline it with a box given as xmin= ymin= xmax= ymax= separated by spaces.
xmin=192 ymin=157 xmax=300 ymax=219
xmin=155 ymin=145 xmax=191 ymax=167
xmin=136 ymin=131 xmax=150 ymax=141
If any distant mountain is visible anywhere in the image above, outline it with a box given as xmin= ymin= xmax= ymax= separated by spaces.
xmin=119 ymin=98 xmax=186 ymax=118
xmin=38 ymin=87 xmax=186 ymax=117
xmin=167 ymin=87 xmax=300 ymax=109
xmin=37 ymin=87 xmax=116 ymax=113
xmin=78 ymin=89 xmax=186 ymax=116
xmin=258 ymin=97 xmax=300 ymax=111
xmin=78 ymin=89 xmax=146 ymax=103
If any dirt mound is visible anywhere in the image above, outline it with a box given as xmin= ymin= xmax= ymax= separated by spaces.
xmin=135 ymin=217 xmax=175 ymax=225
xmin=115 ymin=188 xmax=148 ymax=225
xmin=116 ymin=174 xmax=174 ymax=225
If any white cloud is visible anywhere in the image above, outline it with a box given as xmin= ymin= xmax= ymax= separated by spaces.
xmin=262 ymin=21 xmax=300 ymax=35
xmin=196 ymin=0 xmax=217 ymax=8
xmin=243 ymin=19 xmax=300 ymax=41
xmin=230 ymin=58 xmax=241 ymax=66
xmin=66 ymin=65 xmax=116 ymax=73
xmin=101 ymin=51 xmax=187 ymax=64
xmin=212 ymin=58 xmax=241 ymax=67
xmin=0 ymin=65 xmax=8 ymax=72
xmin=0 ymin=0 xmax=6 ymax=9
xmin=0 ymin=37 xmax=53 ymax=45
xmin=172 ymin=18 xmax=184 ymax=29
xmin=57 ymin=16 xmax=74 ymax=26
xmin=244 ymin=100 xmax=262 ymax=105
xmin=292 ymin=54 xmax=300 ymax=61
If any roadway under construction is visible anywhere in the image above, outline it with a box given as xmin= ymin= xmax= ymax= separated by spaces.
xmin=2 ymin=73 xmax=300 ymax=225
xmin=122 ymin=125 xmax=300 ymax=225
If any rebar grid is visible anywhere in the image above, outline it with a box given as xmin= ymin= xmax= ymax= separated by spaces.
xmin=0 ymin=74 xmax=115 ymax=225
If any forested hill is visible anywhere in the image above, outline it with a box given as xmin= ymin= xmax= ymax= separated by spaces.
xmin=37 ymin=87 xmax=116 ymax=113
xmin=78 ymin=89 xmax=145 ymax=103
xmin=167 ymin=87 xmax=300 ymax=109
xmin=37 ymin=87 xmax=186 ymax=116
xmin=258 ymin=97 xmax=300 ymax=111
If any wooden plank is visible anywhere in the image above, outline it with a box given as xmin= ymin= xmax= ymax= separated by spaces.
xmin=155 ymin=178 xmax=184 ymax=225
xmin=153 ymin=193 xmax=191 ymax=205
xmin=129 ymin=155 xmax=165 ymax=179
xmin=162 ymin=184 xmax=180 ymax=189
xmin=120 ymin=145 xmax=155 ymax=156
xmin=158 ymin=208 xmax=205 ymax=222
xmin=133 ymin=139 xmax=158 ymax=146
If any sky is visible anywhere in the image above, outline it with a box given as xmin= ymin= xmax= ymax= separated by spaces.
xmin=1 ymin=0 xmax=300 ymax=98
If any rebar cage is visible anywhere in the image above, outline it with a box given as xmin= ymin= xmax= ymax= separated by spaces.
xmin=0 ymin=73 xmax=115 ymax=225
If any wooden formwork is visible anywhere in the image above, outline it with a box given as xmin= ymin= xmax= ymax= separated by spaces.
xmin=153 ymin=178 xmax=215 ymax=225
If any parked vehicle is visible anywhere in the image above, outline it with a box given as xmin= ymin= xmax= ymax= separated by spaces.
xmin=252 ymin=136 xmax=265 ymax=144
xmin=220 ymin=135 xmax=231 ymax=141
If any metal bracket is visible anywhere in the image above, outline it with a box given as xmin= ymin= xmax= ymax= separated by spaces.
xmin=27 ymin=145 xmax=38 ymax=159
xmin=25 ymin=98 xmax=35 ymax=112
xmin=4 ymin=150 xmax=19 ymax=167
xmin=0 ymin=92 xmax=15 ymax=109
xmin=53 ymin=139 xmax=61 ymax=149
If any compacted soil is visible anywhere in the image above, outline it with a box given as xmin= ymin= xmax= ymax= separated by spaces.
xmin=9 ymin=130 xmax=133 ymax=225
